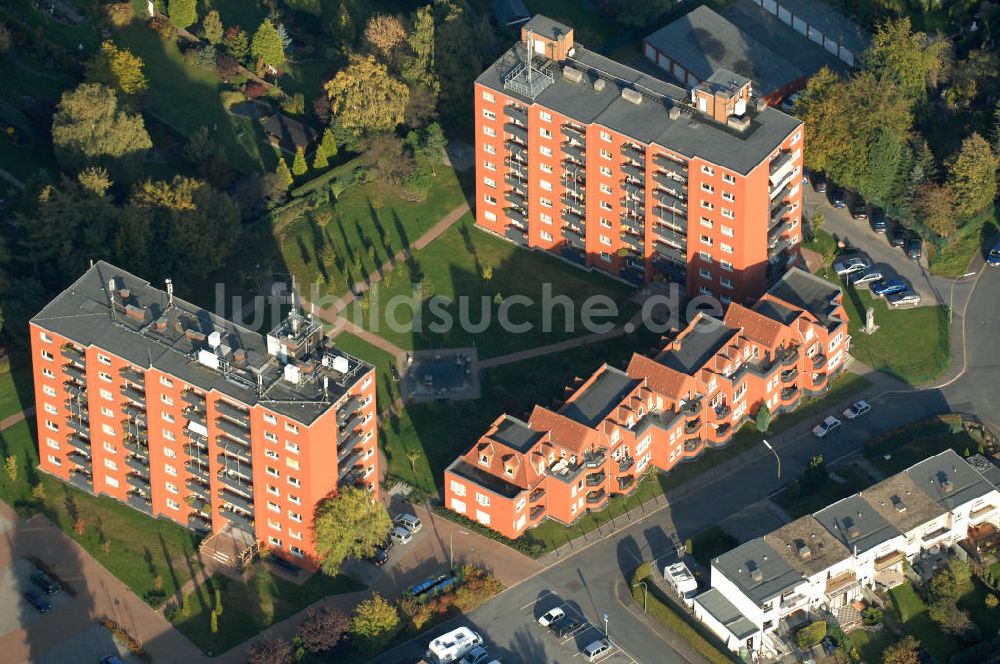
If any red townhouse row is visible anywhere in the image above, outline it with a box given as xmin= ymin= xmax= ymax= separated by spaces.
xmin=29 ymin=261 xmax=377 ymax=570
xmin=444 ymin=267 xmax=850 ymax=539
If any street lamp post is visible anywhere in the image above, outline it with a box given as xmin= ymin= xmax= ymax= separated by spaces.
xmin=449 ymin=529 xmax=469 ymax=571
xmin=604 ymin=613 xmax=609 ymax=640
xmin=632 ymin=581 xmax=648 ymax=613
xmin=763 ymin=439 xmax=780 ymax=480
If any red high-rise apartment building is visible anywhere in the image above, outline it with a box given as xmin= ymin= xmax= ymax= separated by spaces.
xmin=474 ymin=16 xmax=804 ymax=306
xmin=444 ymin=268 xmax=849 ymax=539
xmin=29 ymin=261 xmax=378 ymax=570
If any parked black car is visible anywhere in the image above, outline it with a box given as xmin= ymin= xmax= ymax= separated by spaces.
xmin=889 ymin=225 xmax=907 ymax=247
xmin=906 ymin=235 xmax=923 ymax=260
xmin=829 ymin=186 xmax=846 ymax=208
xmin=367 ymin=547 xmax=389 ymax=566
xmin=870 ymin=207 xmax=887 ymax=233
xmin=24 ymin=590 xmax=51 ymax=614
xmin=31 ymin=568 xmax=61 ymax=595
xmin=849 ymin=195 xmax=868 ymax=219
xmin=811 ymin=171 xmax=827 ymax=193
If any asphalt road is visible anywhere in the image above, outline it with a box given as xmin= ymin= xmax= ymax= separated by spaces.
xmin=371 ymin=251 xmax=1000 ymax=664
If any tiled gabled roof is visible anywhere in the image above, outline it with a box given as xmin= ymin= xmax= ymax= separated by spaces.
xmin=724 ymin=302 xmax=785 ymax=348
xmin=626 ymin=353 xmax=696 ymax=402
xmin=529 ymin=405 xmax=607 ymax=456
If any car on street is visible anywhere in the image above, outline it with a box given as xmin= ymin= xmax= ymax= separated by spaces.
xmin=905 ymin=236 xmax=923 ymax=260
xmin=870 ymin=208 xmax=887 ymax=233
xmin=459 ymin=646 xmax=491 ymax=664
xmin=989 ymin=237 xmax=1000 ymax=267
xmin=829 ymin=186 xmax=846 ymax=208
xmin=812 ymin=416 xmax=842 ymax=438
xmin=849 ymin=195 xmax=868 ymax=219
xmin=390 ymin=526 xmax=412 ymax=545
xmin=24 ymin=590 xmax=51 ymax=614
xmin=31 ymin=568 xmax=61 ymax=595
xmin=583 ymin=639 xmax=613 ymax=662
xmin=887 ymin=290 xmax=922 ymax=307
xmin=843 ymin=400 xmax=872 ymax=420
xmin=851 ymin=270 xmax=883 ymax=286
xmin=833 ymin=257 xmax=870 ymax=276
xmin=811 ymin=171 xmax=827 ymax=193
xmin=871 ymin=279 xmax=908 ymax=297
xmin=395 ymin=513 xmax=423 ymax=534
xmin=537 ymin=607 xmax=565 ymax=627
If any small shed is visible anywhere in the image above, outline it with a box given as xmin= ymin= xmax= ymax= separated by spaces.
xmin=261 ymin=113 xmax=318 ymax=154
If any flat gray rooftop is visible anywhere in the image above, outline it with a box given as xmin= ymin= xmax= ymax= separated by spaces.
xmin=478 ymin=37 xmax=802 ymax=175
xmin=762 ymin=0 xmax=869 ymax=54
xmin=560 ymin=365 xmax=638 ymax=427
xmin=661 ymin=316 xmax=736 ymax=374
xmin=712 ymin=537 xmax=801 ymax=606
xmin=906 ymin=449 xmax=997 ymax=512
xmin=32 ymin=261 xmax=370 ymax=424
xmin=765 ymin=267 xmax=843 ymax=328
xmin=695 ymin=588 xmax=758 ymax=639
xmin=489 ymin=415 xmax=543 ymax=454
xmin=966 ymin=454 xmax=1000 ymax=489
xmin=448 ymin=459 xmax=523 ymax=499
xmin=814 ymin=494 xmax=901 ymax=555
xmin=644 ymin=6 xmax=805 ymax=95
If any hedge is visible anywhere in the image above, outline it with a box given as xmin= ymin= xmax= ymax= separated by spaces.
xmin=432 ymin=505 xmax=543 ymax=558
xmin=290 ymin=158 xmax=361 ymax=197
xmin=629 ymin=564 xmax=736 ymax=664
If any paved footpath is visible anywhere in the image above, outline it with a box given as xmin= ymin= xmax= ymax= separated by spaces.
xmin=0 ymin=406 xmax=33 ymax=431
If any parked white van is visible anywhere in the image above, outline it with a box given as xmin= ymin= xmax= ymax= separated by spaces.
xmin=425 ymin=626 xmax=483 ymax=663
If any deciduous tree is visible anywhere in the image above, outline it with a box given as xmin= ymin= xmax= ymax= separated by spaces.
xmin=252 ymin=18 xmax=285 ymax=68
xmin=882 ymin=636 xmax=920 ymax=664
xmin=297 ymin=607 xmax=350 ymax=653
xmin=313 ymin=485 xmax=392 ymax=575
xmin=77 ymin=167 xmax=113 ymax=196
xmin=324 ymin=54 xmax=409 ymax=135
xmin=247 ymin=639 xmax=293 ymax=664
xmin=224 ymin=26 xmax=250 ymax=62
xmin=350 ymin=593 xmax=399 ymax=642
xmin=87 ymin=41 xmax=148 ymax=97
xmin=863 ymin=17 xmax=949 ymax=100
xmin=51 ymin=84 xmax=152 ymax=179
xmin=402 ymin=5 xmax=437 ymax=90
xmin=947 ymin=132 xmax=998 ymax=219
xmin=203 ymin=10 xmax=223 ymax=45
xmin=364 ymin=14 xmax=406 ymax=59
xmin=914 ymin=183 xmax=957 ymax=238
xmin=168 ymin=0 xmax=197 ymax=29
xmin=794 ymin=67 xmax=845 ymax=174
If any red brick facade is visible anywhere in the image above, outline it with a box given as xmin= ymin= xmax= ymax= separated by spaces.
xmin=30 ymin=262 xmax=377 ymax=570
xmin=444 ymin=268 xmax=849 ymax=539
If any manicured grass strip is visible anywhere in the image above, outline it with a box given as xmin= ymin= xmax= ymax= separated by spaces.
xmin=630 ymin=562 xmax=737 ymax=664
xmin=888 ymin=583 xmax=961 ymax=663
xmin=0 ymin=357 xmax=32 ymax=423
xmin=865 ymin=414 xmax=979 ymax=475
xmin=0 ymin=420 xmax=202 ymax=605
xmin=170 ymin=565 xmax=365 ymax=654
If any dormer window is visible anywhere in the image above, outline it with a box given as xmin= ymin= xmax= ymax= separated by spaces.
xmin=480 ymin=454 xmax=489 ymax=466
xmin=505 ymin=466 xmax=514 ymax=477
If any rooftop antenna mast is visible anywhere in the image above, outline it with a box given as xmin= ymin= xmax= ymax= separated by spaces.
xmin=165 ymin=278 xmax=174 ymax=308
xmin=107 ymin=279 xmax=117 ymax=323
xmin=526 ymin=29 xmax=534 ymax=84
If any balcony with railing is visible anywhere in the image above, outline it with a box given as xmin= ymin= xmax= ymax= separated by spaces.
xmin=825 ymin=571 xmax=860 ymax=596
xmin=219 ymin=507 xmax=254 ymax=532
xmin=188 ymin=512 xmax=212 ymax=530
xmin=621 ymin=143 xmax=645 ymax=163
xmin=66 ymin=402 xmax=88 ymax=421
xmin=683 ymin=437 xmax=703 ymax=453
xmin=618 ymin=456 xmax=634 ymax=474
xmin=563 ymin=160 xmax=585 ymax=180
xmin=779 ymin=592 xmax=809 ymax=615
xmin=504 ymin=104 xmax=527 ymax=123
xmin=781 ymin=368 xmax=799 ymax=384
xmin=505 ymin=188 xmax=527 ymax=206
xmin=714 ymin=403 xmax=731 ymax=420
xmin=529 ymin=505 xmax=546 ymax=521
xmin=64 ymin=381 xmax=86 ymax=400
xmin=121 ymin=385 xmax=146 ymax=406
xmin=680 ymin=396 xmax=703 ymax=418
xmin=67 ymin=434 xmax=91 ymax=452
xmin=505 ymin=224 xmax=528 ymax=245
xmin=562 ymin=142 xmax=585 ymax=163
xmin=684 ymin=418 xmax=702 ymax=434
xmin=620 ymin=232 xmax=643 ymax=251
xmin=874 ymin=550 xmax=905 ymax=571
xmin=123 ymin=437 xmax=147 ymax=456
xmin=781 ymin=386 xmax=800 ymax=405
xmin=562 ymin=123 xmax=585 ymax=141
xmin=529 ymin=487 xmax=545 ymax=502
xmin=769 ymin=150 xmax=794 ymax=179
xmin=770 ymin=168 xmax=796 ymax=199
xmin=62 ymin=362 xmax=86 ymax=381
xmin=622 ymin=163 xmax=645 ymax=185
xmin=125 ymin=455 xmax=149 ymax=473
xmin=562 ymin=209 xmax=586 ymax=229
xmin=126 ymin=493 xmax=153 ymax=515
xmin=339 ymin=467 xmax=364 ymax=486
xmin=216 ymin=400 xmax=250 ymax=426
xmin=652 ymin=224 xmax=686 ymax=250
xmin=504 ymin=122 xmax=528 ymax=143
xmin=812 ymin=354 xmax=827 ymax=371
xmin=127 ymin=472 xmax=150 ymax=490
xmin=61 ymin=343 xmax=86 ymax=362
xmin=185 ymin=456 xmax=210 ymax=480
xmin=217 ymin=471 xmax=253 ymax=496
xmin=66 ymin=417 xmax=90 ymax=437
xmin=186 ymin=477 xmax=210 ymax=498
xmin=618 ymin=475 xmax=635 ymax=492
xmin=119 ymin=365 xmax=145 ymax=384
xmin=181 ymin=389 xmax=206 ymax=408
xmin=654 ymin=154 xmax=687 ymax=178
xmin=68 ymin=471 xmax=93 ymax=492
xmin=586 ymin=489 xmax=607 ymax=505
xmin=219 ymin=488 xmax=254 ymax=513
xmin=585 ymin=471 xmax=606 ymax=487
xmin=216 ymin=417 xmax=250 ymax=443
xmin=654 ymin=239 xmax=687 ymax=265
xmin=67 ymin=450 xmax=92 ymax=472
xmin=339 ymin=454 xmax=364 ymax=480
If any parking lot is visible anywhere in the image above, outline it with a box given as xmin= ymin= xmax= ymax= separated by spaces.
xmin=804 ymin=185 xmax=952 ymax=307
xmin=33 ymin=623 xmax=145 ymax=664
xmin=518 ymin=590 xmax=639 ymax=663
xmin=0 ymin=558 xmax=74 ymax=638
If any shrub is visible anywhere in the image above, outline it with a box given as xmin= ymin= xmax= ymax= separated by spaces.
xmin=147 ymin=15 xmax=176 ymax=40
xmin=189 ymin=45 xmax=216 ymax=71
xmin=795 ymin=621 xmax=827 ymax=648
xmin=861 ymin=607 xmax=883 ymax=625
xmin=244 ymin=81 xmax=267 ymax=98
xmin=987 ymin=593 xmax=999 ymax=609
xmin=281 ymin=92 xmax=305 ymax=115
xmin=432 ymin=505 xmax=542 ymax=557
xmin=106 ymin=2 xmax=134 ymax=26
xmin=216 ymin=53 xmax=239 ymax=79
xmin=219 ymin=89 xmax=245 ymax=110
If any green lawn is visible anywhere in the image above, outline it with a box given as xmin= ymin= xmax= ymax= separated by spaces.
xmin=0 ymin=357 xmax=32 ymax=423
xmin=865 ymin=416 xmax=979 ymax=475
xmin=848 ymin=628 xmax=897 ymax=664
xmin=113 ymin=20 xmax=271 ymax=174
xmin=0 ymin=0 xmax=102 ymax=53
xmin=170 ymin=564 xmax=364 ymax=654
xmin=331 ymin=331 xmax=402 ymax=409
xmin=0 ymin=421 xmax=203 ymax=606
xmin=279 ymin=59 xmax=343 ymax=98
xmin=888 ymin=583 xmax=961 ymax=662
xmin=825 ymin=270 xmax=950 ymax=384
xmin=271 ymin=165 xmax=471 ymax=299
xmin=202 ymin=0 xmax=269 ymax=30
xmin=355 ymin=215 xmax=635 ymax=359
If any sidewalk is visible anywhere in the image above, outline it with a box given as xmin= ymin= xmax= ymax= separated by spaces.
xmin=0 ymin=405 xmax=33 ymax=431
